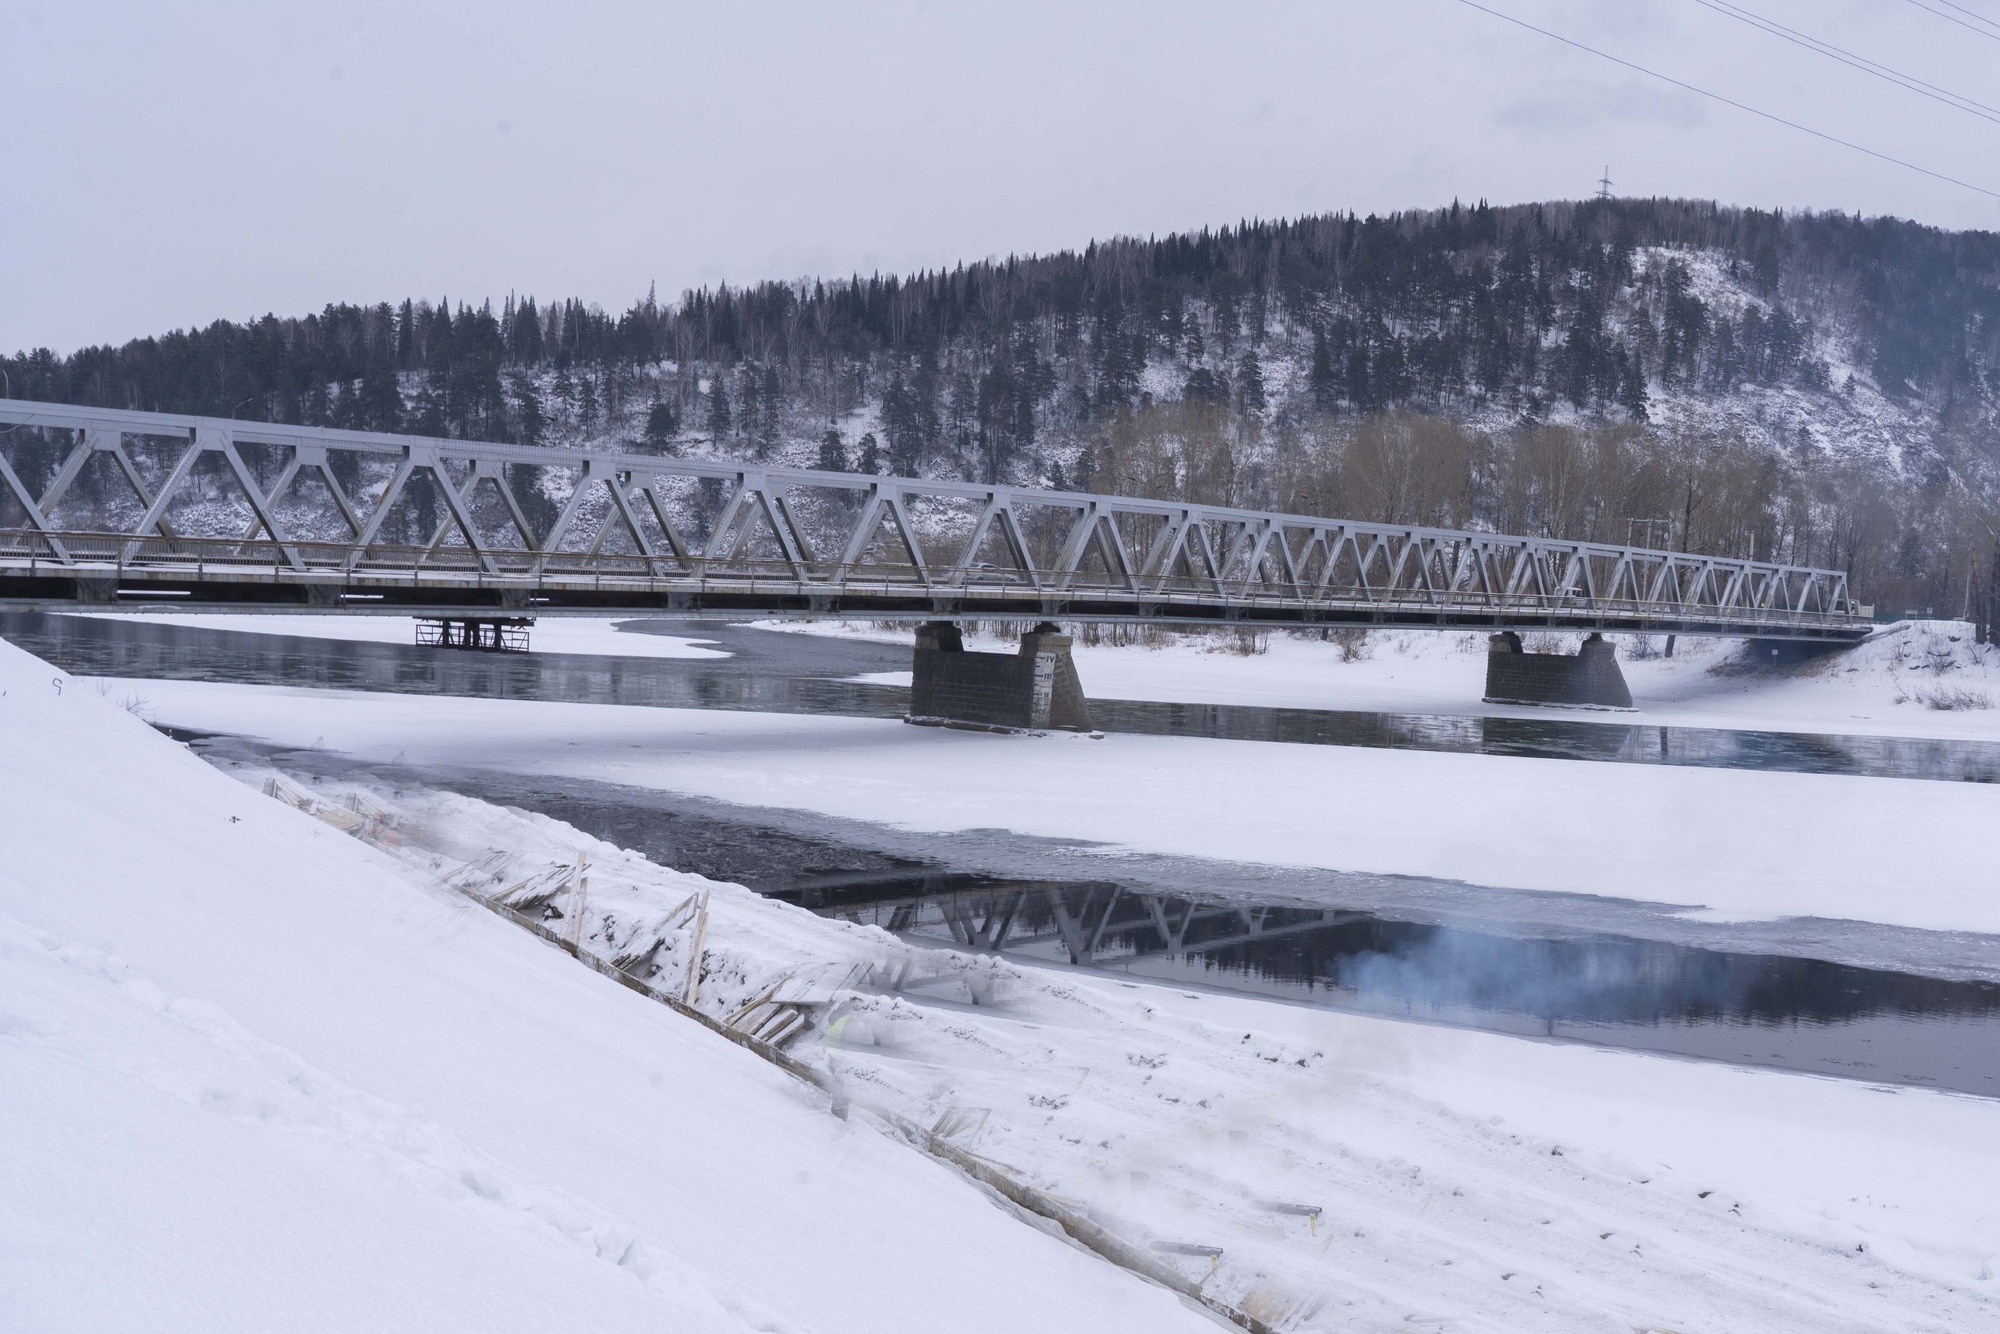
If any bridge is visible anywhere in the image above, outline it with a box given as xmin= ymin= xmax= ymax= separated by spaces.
xmin=0 ymin=398 xmax=1869 ymax=722
xmin=0 ymin=398 xmax=1862 ymax=634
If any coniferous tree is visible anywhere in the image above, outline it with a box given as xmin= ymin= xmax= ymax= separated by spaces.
xmin=643 ymin=399 xmax=681 ymax=453
xmin=1237 ymin=349 xmax=1265 ymax=416
xmin=509 ymin=373 xmax=546 ymax=446
xmin=818 ymin=426 xmax=847 ymax=472
xmin=705 ymin=378 xmax=731 ymax=441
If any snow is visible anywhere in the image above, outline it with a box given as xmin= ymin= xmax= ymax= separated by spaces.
xmin=759 ymin=617 xmax=2000 ymax=743
xmin=114 ymin=679 xmax=2000 ymax=935
xmin=0 ymin=636 xmax=1208 ymax=1334
xmin=61 ymin=611 xmax=728 ymax=660
xmin=14 ymin=608 xmax=2000 ymax=1329
xmin=167 ymin=757 xmax=2000 ymax=1329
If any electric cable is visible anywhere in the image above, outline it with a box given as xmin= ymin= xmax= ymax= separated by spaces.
xmin=1455 ymin=0 xmax=2000 ymax=200
xmin=1904 ymin=0 xmax=2000 ymax=43
xmin=1690 ymin=0 xmax=2000 ymax=126
xmin=1936 ymin=0 xmax=2000 ymax=27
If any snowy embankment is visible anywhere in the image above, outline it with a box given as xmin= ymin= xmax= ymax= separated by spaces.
xmin=123 ymin=680 xmax=2000 ymax=935
xmin=181 ymin=756 xmax=2000 ymax=1330
xmin=765 ymin=617 xmax=2000 ymax=743
xmin=0 ymin=638 xmax=1206 ymax=1334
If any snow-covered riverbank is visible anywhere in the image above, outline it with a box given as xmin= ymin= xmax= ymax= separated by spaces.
xmin=182 ymin=738 xmax=2000 ymax=1331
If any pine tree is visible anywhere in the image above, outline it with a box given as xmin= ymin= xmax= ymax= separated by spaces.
xmin=643 ymin=399 xmax=680 ymax=453
xmin=855 ymin=431 xmax=881 ymax=474
xmin=509 ymin=373 xmax=546 ymax=446
xmin=1236 ymin=349 xmax=1265 ymax=415
xmin=505 ymin=463 xmax=553 ymax=546
xmin=1309 ymin=328 xmax=1338 ymax=412
xmin=705 ymin=378 xmax=731 ymax=442
xmin=358 ymin=352 xmax=405 ymax=431
xmin=817 ymin=426 xmax=847 ymax=472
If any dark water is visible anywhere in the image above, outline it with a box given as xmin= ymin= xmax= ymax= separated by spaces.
xmin=0 ymin=611 xmax=912 ymax=717
xmin=9 ymin=610 xmax=2000 ymax=783
xmin=414 ymin=773 xmax=2000 ymax=1098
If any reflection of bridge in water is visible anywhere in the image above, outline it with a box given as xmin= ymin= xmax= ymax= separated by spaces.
xmin=0 ymin=398 xmax=1865 ymax=640
xmin=804 ymin=880 xmax=2000 ymax=1032
xmin=880 ymin=882 xmax=1358 ymax=970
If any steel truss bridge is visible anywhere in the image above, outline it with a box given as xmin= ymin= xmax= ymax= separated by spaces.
xmin=0 ymin=399 xmax=1865 ymax=640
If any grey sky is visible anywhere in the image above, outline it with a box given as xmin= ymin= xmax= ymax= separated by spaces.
xmin=4 ymin=0 xmax=1997 ymax=354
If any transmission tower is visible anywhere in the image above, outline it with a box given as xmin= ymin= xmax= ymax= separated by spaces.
xmin=1597 ymin=165 xmax=1614 ymax=200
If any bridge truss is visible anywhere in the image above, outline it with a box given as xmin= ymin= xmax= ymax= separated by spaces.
xmin=0 ymin=399 xmax=1864 ymax=639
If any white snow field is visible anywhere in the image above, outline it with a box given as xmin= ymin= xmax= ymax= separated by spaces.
xmin=63 ymin=610 xmax=729 ymax=659
xmin=0 ymin=638 xmax=1211 ymax=1334
xmin=120 ymin=680 xmax=2000 ymax=934
xmin=174 ymin=754 xmax=2000 ymax=1330
xmin=766 ymin=617 xmax=2000 ymax=743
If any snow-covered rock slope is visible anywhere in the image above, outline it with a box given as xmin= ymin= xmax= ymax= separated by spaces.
xmin=0 ymin=636 xmax=1208 ymax=1334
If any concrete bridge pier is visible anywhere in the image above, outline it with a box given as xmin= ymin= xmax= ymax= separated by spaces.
xmin=1484 ymin=631 xmax=1634 ymax=709
xmin=908 ymin=621 xmax=1093 ymax=732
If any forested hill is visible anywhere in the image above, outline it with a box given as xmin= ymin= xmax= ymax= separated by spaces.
xmin=8 ymin=198 xmax=2000 ymax=615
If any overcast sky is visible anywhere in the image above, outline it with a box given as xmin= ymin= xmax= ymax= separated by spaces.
xmin=4 ymin=0 xmax=1998 ymax=354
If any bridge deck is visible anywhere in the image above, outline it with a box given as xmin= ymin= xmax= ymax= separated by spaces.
xmin=0 ymin=399 xmax=1867 ymax=640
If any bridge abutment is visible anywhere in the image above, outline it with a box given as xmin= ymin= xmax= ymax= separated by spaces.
xmin=908 ymin=621 xmax=1093 ymax=732
xmin=1484 ymin=631 xmax=1633 ymax=710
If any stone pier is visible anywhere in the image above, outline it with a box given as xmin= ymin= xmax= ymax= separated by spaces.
xmin=1484 ymin=631 xmax=1633 ymax=709
xmin=908 ymin=621 xmax=1093 ymax=731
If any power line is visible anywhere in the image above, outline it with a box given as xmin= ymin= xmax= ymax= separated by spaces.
xmin=1598 ymin=165 xmax=1614 ymax=199
xmin=1937 ymin=0 xmax=2000 ymax=26
xmin=1904 ymin=0 xmax=2000 ymax=42
xmin=1691 ymin=0 xmax=2000 ymax=127
xmin=1454 ymin=0 xmax=2000 ymax=201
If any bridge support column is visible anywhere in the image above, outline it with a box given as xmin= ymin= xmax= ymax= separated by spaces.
xmin=908 ymin=620 xmax=1093 ymax=731
xmin=1484 ymin=631 xmax=1633 ymax=709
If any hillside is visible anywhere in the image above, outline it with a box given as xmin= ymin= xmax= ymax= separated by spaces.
xmin=6 ymin=198 xmax=2000 ymax=617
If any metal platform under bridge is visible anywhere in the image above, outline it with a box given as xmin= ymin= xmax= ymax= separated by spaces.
xmin=0 ymin=398 xmax=1867 ymax=642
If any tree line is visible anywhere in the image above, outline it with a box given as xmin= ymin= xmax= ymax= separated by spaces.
xmin=6 ymin=197 xmax=2000 ymax=626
